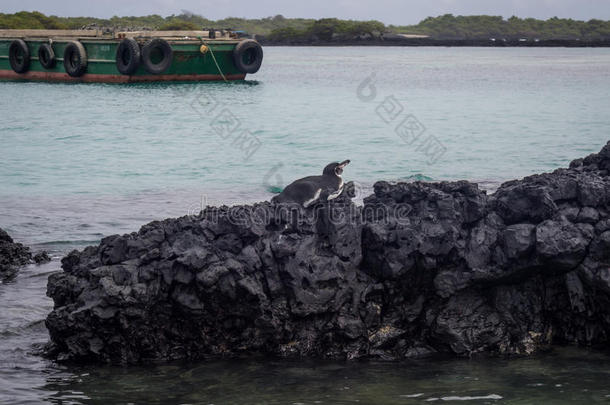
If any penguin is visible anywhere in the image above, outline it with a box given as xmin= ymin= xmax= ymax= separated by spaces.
xmin=272 ymin=160 xmax=350 ymax=207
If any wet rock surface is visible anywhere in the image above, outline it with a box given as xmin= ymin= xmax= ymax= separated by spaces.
xmin=46 ymin=142 xmax=610 ymax=364
xmin=0 ymin=228 xmax=33 ymax=279
xmin=33 ymin=251 xmax=52 ymax=264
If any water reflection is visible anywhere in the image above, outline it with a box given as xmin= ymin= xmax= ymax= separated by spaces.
xmin=40 ymin=348 xmax=610 ymax=404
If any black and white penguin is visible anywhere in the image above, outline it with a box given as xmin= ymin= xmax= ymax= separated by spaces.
xmin=272 ymin=160 xmax=350 ymax=207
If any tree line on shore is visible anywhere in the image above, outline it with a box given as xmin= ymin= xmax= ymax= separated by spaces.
xmin=1 ymin=11 xmax=609 ymax=41
xmin=391 ymin=14 xmax=610 ymax=40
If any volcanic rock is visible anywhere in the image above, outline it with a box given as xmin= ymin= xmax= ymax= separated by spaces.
xmin=46 ymin=142 xmax=610 ymax=363
xmin=0 ymin=228 xmax=33 ymax=279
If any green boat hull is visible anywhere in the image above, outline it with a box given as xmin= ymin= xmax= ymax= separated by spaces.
xmin=0 ymin=37 xmax=250 ymax=82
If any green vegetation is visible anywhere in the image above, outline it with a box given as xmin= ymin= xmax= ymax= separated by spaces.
xmin=0 ymin=11 xmax=313 ymax=35
xmin=158 ymin=21 xmax=200 ymax=31
xmin=392 ymin=14 xmax=610 ymax=40
xmin=0 ymin=11 xmax=68 ymax=29
xmin=1 ymin=11 xmax=609 ymax=40
xmin=267 ymin=18 xmax=385 ymax=41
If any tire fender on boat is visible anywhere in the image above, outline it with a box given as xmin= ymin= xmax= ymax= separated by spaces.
xmin=38 ymin=43 xmax=56 ymax=70
xmin=9 ymin=39 xmax=30 ymax=74
xmin=232 ymin=40 xmax=263 ymax=74
xmin=141 ymin=38 xmax=173 ymax=74
xmin=63 ymin=41 xmax=88 ymax=77
xmin=115 ymin=38 xmax=141 ymax=75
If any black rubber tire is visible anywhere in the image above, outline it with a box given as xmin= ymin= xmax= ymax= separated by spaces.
xmin=63 ymin=41 xmax=87 ymax=77
xmin=232 ymin=40 xmax=263 ymax=74
xmin=9 ymin=39 xmax=30 ymax=73
xmin=38 ymin=43 xmax=56 ymax=70
xmin=141 ymin=39 xmax=172 ymax=74
xmin=115 ymin=38 xmax=141 ymax=75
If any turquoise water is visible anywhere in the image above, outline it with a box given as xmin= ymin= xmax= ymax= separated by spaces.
xmin=1 ymin=47 xmax=610 ymax=248
xmin=1 ymin=47 xmax=610 ymax=404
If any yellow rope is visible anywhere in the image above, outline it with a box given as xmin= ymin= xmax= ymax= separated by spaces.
xmin=199 ymin=37 xmax=228 ymax=83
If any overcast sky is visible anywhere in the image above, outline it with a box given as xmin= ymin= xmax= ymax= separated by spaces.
xmin=2 ymin=0 xmax=609 ymax=25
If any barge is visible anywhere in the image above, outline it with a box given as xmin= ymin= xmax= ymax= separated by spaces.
xmin=0 ymin=29 xmax=263 ymax=83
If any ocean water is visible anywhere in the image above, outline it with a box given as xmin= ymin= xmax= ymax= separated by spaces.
xmin=1 ymin=47 xmax=610 ymax=404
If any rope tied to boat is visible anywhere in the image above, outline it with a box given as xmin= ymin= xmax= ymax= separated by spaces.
xmin=198 ymin=37 xmax=228 ymax=83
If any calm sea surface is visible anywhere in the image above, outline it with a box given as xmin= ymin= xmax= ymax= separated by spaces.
xmin=1 ymin=47 xmax=609 ymax=404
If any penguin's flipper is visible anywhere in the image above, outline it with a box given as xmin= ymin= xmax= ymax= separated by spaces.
xmin=303 ymin=188 xmax=322 ymax=207
xmin=327 ymin=186 xmax=344 ymax=201
xmin=318 ymin=188 xmax=331 ymax=202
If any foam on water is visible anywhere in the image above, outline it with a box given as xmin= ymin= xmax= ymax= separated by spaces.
xmin=425 ymin=394 xmax=503 ymax=401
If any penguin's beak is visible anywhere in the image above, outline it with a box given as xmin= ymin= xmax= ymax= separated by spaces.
xmin=338 ymin=160 xmax=350 ymax=169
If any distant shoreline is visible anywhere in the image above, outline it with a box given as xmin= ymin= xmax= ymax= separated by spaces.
xmin=3 ymin=11 xmax=610 ymax=48
xmin=258 ymin=38 xmax=610 ymax=47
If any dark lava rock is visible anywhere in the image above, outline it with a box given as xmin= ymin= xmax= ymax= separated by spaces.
xmin=46 ymin=142 xmax=610 ymax=364
xmin=33 ymin=251 xmax=52 ymax=264
xmin=0 ymin=227 xmax=32 ymax=279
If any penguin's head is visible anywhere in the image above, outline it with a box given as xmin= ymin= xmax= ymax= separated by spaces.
xmin=323 ymin=160 xmax=350 ymax=177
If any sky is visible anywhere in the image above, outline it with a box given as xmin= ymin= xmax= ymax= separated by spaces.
xmin=2 ymin=0 xmax=610 ymax=25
